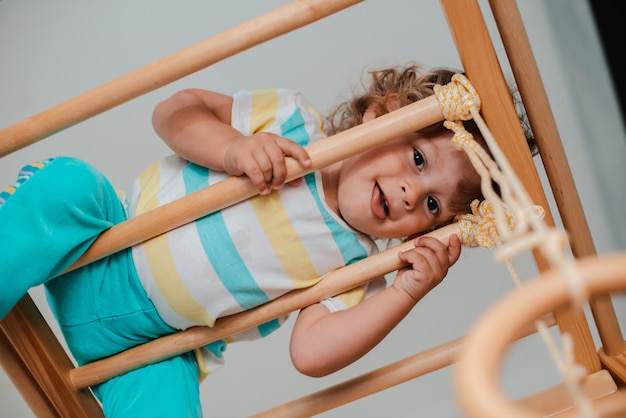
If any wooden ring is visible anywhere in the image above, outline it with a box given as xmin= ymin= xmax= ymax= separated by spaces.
xmin=454 ymin=251 xmax=626 ymax=418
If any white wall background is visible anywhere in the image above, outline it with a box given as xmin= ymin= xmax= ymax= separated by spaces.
xmin=1 ymin=1 xmax=624 ymax=417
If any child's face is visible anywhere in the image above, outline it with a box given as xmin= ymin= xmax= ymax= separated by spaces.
xmin=336 ymin=131 xmax=478 ymax=239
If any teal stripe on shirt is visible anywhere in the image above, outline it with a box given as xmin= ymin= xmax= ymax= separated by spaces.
xmin=304 ymin=174 xmax=369 ymax=265
xmin=280 ymin=108 xmax=311 ymax=147
xmin=279 ymin=108 xmax=369 ymax=266
xmin=182 ymin=162 xmax=270 ymax=310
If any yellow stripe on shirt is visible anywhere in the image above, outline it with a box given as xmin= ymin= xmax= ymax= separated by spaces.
xmin=144 ymin=235 xmax=216 ymax=326
xmin=251 ymin=89 xmax=279 ymax=133
xmin=334 ymin=285 xmax=367 ymax=308
xmin=134 ymin=161 xmax=161 ymax=216
xmin=135 ymin=160 xmax=215 ymax=325
xmin=250 ymin=193 xmax=319 ymax=287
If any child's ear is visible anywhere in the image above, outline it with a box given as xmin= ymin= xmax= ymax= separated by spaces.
xmin=362 ymin=106 xmax=378 ymax=123
xmin=363 ymin=93 xmax=403 ymax=123
xmin=385 ymin=93 xmax=402 ymax=112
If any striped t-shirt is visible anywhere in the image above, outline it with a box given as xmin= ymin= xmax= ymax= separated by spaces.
xmin=129 ymin=89 xmax=384 ymax=343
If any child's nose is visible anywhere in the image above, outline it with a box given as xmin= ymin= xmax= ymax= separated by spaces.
xmin=401 ymin=185 xmax=418 ymax=210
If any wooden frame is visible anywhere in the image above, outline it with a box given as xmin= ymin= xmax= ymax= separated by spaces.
xmin=1 ymin=0 xmax=624 ymax=416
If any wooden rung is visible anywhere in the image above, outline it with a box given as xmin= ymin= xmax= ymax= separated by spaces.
xmin=64 ymin=95 xmax=444 ymax=274
xmin=251 ymin=338 xmax=464 ymax=418
xmin=69 ymin=224 xmax=459 ymax=389
xmin=251 ymin=314 xmax=556 ymax=418
xmin=0 ymin=0 xmax=363 ymax=157
xmin=514 ymin=369 xmax=617 ymax=417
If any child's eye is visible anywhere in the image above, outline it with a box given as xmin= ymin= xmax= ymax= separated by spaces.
xmin=413 ymin=149 xmax=425 ymax=170
xmin=427 ymin=196 xmax=440 ymax=216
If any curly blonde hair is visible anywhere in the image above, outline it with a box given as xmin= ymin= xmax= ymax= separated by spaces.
xmin=325 ymin=64 xmax=536 ymax=220
xmin=325 ymin=65 xmax=455 ymax=133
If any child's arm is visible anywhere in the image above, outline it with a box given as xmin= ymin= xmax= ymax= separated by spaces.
xmin=152 ymin=88 xmax=311 ymax=194
xmin=289 ymin=234 xmax=461 ymax=377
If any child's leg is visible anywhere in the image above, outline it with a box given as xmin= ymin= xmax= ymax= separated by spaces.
xmin=46 ymin=234 xmax=203 ymax=416
xmin=54 ymin=289 xmax=204 ymax=418
xmin=92 ymin=351 xmax=203 ymax=418
xmin=49 ymin=261 xmax=204 ymax=417
xmin=2 ymin=156 xmax=203 ymax=415
xmin=0 ymin=156 xmax=125 ymax=318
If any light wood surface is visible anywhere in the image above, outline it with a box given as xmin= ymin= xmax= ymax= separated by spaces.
xmin=0 ymin=296 xmax=104 ymax=417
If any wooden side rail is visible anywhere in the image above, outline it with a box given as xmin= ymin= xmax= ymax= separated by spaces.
xmin=0 ymin=296 xmax=103 ymax=418
xmin=487 ymin=0 xmax=625 ymax=380
xmin=440 ymin=0 xmax=601 ymax=375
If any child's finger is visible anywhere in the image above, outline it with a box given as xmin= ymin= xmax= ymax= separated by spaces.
xmin=279 ymin=138 xmax=312 ymax=168
xmin=247 ymin=150 xmax=274 ymax=194
xmin=411 ymin=236 xmax=450 ymax=270
xmin=263 ymin=143 xmax=289 ymax=189
xmin=447 ymin=234 xmax=462 ymax=266
xmin=287 ymin=178 xmax=304 ymax=187
xmin=398 ymin=245 xmax=442 ymax=276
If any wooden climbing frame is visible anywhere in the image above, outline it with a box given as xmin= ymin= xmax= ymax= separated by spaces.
xmin=1 ymin=0 xmax=624 ymax=416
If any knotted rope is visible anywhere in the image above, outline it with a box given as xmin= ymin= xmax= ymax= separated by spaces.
xmin=435 ymin=74 xmax=595 ymax=417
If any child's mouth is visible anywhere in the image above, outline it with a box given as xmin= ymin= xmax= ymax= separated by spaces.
xmin=371 ymin=182 xmax=390 ymax=219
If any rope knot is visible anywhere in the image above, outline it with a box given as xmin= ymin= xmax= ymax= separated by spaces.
xmin=444 ymin=120 xmax=474 ymax=151
xmin=434 ymin=74 xmax=480 ymax=121
xmin=456 ymin=199 xmax=545 ymax=249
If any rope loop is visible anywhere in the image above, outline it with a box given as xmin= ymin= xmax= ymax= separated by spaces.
xmin=434 ymin=73 xmax=480 ymax=121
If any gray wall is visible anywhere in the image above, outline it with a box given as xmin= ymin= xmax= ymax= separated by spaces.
xmin=1 ymin=1 xmax=624 ymax=417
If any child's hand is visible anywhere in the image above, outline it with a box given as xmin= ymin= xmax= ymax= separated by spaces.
xmin=393 ymin=234 xmax=462 ymax=302
xmin=224 ymin=132 xmax=311 ymax=195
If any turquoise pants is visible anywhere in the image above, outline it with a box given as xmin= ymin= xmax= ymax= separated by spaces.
xmin=0 ymin=157 xmax=202 ymax=417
